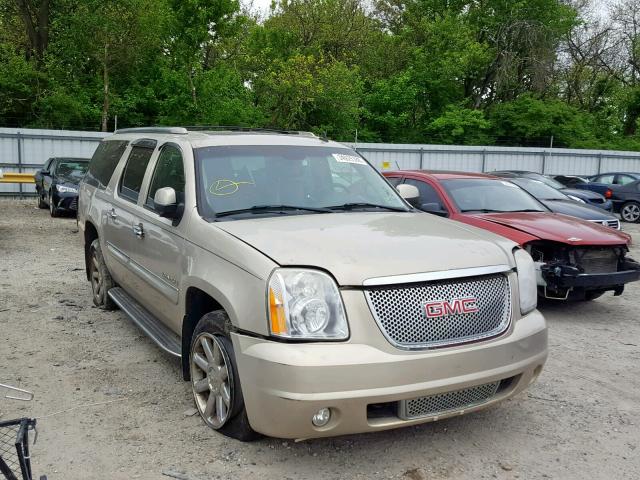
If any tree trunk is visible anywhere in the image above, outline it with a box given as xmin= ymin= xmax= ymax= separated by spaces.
xmin=14 ymin=0 xmax=50 ymax=61
xmin=101 ymin=46 xmax=110 ymax=132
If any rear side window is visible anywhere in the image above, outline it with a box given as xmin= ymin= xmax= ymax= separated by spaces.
xmin=145 ymin=145 xmax=185 ymax=209
xmin=386 ymin=176 xmax=403 ymax=187
xmin=85 ymin=141 xmax=129 ymax=189
xmin=119 ymin=146 xmax=154 ymax=203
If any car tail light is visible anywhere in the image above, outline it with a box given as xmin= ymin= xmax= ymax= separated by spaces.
xmin=605 ymin=189 xmax=612 ymax=198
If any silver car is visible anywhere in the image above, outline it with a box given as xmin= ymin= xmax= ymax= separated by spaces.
xmin=77 ymin=127 xmax=547 ymax=441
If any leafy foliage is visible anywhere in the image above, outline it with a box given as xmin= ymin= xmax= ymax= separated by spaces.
xmin=0 ymin=0 xmax=639 ymax=151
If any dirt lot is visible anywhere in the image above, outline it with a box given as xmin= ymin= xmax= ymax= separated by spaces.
xmin=1 ymin=199 xmax=639 ymax=480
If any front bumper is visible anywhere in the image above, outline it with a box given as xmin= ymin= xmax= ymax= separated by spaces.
xmin=541 ymin=259 xmax=640 ymax=292
xmin=232 ymin=309 xmax=547 ymax=440
xmin=52 ymin=191 xmax=79 ymax=211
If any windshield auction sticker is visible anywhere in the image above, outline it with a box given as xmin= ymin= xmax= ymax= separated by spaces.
xmin=332 ymin=153 xmax=366 ymax=165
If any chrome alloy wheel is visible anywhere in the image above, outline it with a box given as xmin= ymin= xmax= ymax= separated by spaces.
xmin=621 ymin=203 xmax=640 ymax=222
xmin=190 ymin=333 xmax=232 ymax=429
xmin=90 ymin=251 xmax=103 ymax=304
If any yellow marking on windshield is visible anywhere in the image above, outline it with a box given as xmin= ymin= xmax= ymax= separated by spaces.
xmin=209 ymin=179 xmax=255 ymax=196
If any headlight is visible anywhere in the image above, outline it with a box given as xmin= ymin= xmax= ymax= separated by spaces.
xmin=514 ymin=248 xmax=537 ymax=315
xmin=267 ymin=268 xmax=348 ymax=340
xmin=56 ymin=185 xmax=78 ymax=194
xmin=567 ymin=195 xmax=585 ymax=203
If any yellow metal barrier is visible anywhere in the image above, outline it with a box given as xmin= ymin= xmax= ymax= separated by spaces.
xmin=0 ymin=172 xmax=35 ymax=184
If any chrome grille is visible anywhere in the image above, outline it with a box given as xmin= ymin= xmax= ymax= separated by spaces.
xmin=588 ymin=219 xmax=620 ymax=230
xmin=365 ymin=274 xmax=511 ymax=349
xmin=399 ymin=381 xmax=500 ymax=420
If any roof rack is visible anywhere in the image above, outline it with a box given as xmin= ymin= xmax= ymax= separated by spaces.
xmin=115 ymin=127 xmax=188 ymax=135
xmin=114 ymin=126 xmax=319 ymax=138
xmin=183 ymin=126 xmax=317 ymax=137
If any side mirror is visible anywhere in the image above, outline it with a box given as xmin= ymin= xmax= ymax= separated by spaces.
xmin=420 ymin=202 xmax=449 ymax=217
xmin=396 ymin=184 xmax=420 ymax=207
xmin=154 ymin=187 xmax=178 ymax=218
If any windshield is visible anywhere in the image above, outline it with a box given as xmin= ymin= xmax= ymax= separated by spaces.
xmin=442 ymin=179 xmax=546 ymax=213
xmin=55 ymin=160 xmax=88 ymax=179
xmin=195 ymin=145 xmax=408 ymax=219
xmin=510 ymin=178 xmax=567 ymax=200
xmin=527 ymin=173 xmax=565 ymax=189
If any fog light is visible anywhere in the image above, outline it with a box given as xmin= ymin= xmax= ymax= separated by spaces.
xmin=311 ymin=408 xmax=331 ymax=427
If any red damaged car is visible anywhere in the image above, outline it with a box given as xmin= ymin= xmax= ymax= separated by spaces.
xmin=384 ymin=170 xmax=640 ymax=301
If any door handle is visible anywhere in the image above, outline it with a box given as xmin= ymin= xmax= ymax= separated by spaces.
xmin=133 ymin=223 xmax=144 ymax=238
xmin=108 ymin=208 xmax=118 ymax=220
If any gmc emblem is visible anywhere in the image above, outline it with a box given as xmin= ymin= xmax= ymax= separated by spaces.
xmin=423 ymin=297 xmax=479 ymax=318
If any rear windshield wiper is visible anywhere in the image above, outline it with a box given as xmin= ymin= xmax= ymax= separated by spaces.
xmin=327 ymin=202 xmax=408 ymax=212
xmin=214 ymin=204 xmax=332 ymax=218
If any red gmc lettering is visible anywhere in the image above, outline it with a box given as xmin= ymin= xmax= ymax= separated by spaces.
xmin=424 ymin=298 xmax=479 ymax=318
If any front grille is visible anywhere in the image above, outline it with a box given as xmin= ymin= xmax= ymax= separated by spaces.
xmin=398 ymin=381 xmax=501 ymax=420
xmin=588 ymin=219 xmax=620 ymax=230
xmin=69 ymin=198 xmax=78 ymax=210
xmin=576 ymin=248 xmax=619 ymax=274
xmin=365 ymin=273 xmax=511 ymax=349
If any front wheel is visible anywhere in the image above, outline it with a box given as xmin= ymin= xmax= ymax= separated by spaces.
xmin=190 ymin=311 xmax=259 ymax=441
xmin=620 ymin=201 xmax=640 ymax=223
xmin=49 ymin=190 xmax=59 ymax=217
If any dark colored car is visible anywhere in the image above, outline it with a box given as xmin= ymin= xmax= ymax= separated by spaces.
xmin=35 ymin=157 xmax=89 ymax=217
xmin=505 ymin=177 xmax=620 ymax=230
xmin=553 ymin=174 xmax=613 ymax=198
xmin=384 ymin=170 xmax=640 ymax=301
xmin=492 ymin=171 xmax=613 ymax=211
xmin=603 ymin=179 xmax=640 ymax=223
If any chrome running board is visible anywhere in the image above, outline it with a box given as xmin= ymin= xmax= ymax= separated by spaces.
xmin=108 ymin=287 xmax=181 ymax=358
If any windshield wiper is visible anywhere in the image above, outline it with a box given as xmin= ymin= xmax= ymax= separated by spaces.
xmin=460 ymin=208 xmax=506 ymax=213
xmin=327 ymin=202 xmax=408 ymax=212
xmin=214 ymin=204 xmax=332 ymax=218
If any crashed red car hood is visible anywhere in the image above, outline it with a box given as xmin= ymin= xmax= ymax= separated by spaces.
xmin=460 ymin=212 xmax=631 ymax=246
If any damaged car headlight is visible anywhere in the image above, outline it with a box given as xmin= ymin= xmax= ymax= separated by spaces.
xmin=514 ymin=248 xmax=537 ymax=315
xmin=267 ymin=268 xmax=348 ymax=340
xmin=56 ymin=184 xmax=78 ymax=194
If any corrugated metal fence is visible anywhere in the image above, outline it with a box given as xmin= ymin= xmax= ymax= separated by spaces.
xmin=2 ymin=127 xmax=640 ymax=196
xmin=0 ymin=128 xmax=109 ymax=196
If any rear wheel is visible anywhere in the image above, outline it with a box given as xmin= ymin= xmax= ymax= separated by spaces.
xmin=620 ymin=201 xmax=640 ymax=222
xmin=190 ymin=311 xmax=259 ymax=441
xmin=89 ymin=238 xmax=116 ymax=310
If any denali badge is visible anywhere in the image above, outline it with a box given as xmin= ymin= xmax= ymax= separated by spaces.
xmin=424 ymin=297 xmax=479 ymax=318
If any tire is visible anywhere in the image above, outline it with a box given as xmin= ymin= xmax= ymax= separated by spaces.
xmin=583 ymin=291 xmax=605 ymax=301
xmin=49 ymin=190 xmax=59 ymax=217
xmin=620 ymin=201 xmax=640 ymax=223
xmin=89 ymin=238 xmax=116 ymax=310
xmin=190 ymin=311 xmax=260 ymax=441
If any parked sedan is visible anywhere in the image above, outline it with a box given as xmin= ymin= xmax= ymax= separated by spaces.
xmin=384 ymin=170 xmax=640 ymax=301
xmin=603 ymin=179 xmax=640 ymax=223
xmin=553 ymin=174 xmax=613 ymax=198
xmin=501 ymin=177 xmax=620 ymax=230
xmin=491 ymin=170 xmax=612 ymax=211
xmin=35 ymin=157 xmax=89 ymax=217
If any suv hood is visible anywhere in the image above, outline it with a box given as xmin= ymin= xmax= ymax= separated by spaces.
xmin=471 ymin=212 xmax=630 ymax=246
xmin=215 ymin=212 xmax=515 ymax=286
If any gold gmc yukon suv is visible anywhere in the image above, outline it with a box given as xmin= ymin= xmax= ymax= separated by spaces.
xmin=77 ymin=127 xmax=548 ymax=441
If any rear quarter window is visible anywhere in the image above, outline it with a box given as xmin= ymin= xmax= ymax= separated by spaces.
xmin=85 ymin=140 xmax=129 ymax=189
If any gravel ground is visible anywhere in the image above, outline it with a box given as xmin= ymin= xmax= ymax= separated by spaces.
xmin=1 ymin=198 xmax=639 ymax=480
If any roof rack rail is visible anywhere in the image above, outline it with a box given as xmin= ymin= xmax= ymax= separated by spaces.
xmin=115 ymin=127 xmax=188 ymax=135
xmin=183 ymin=126 xmax=317 ymax=137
